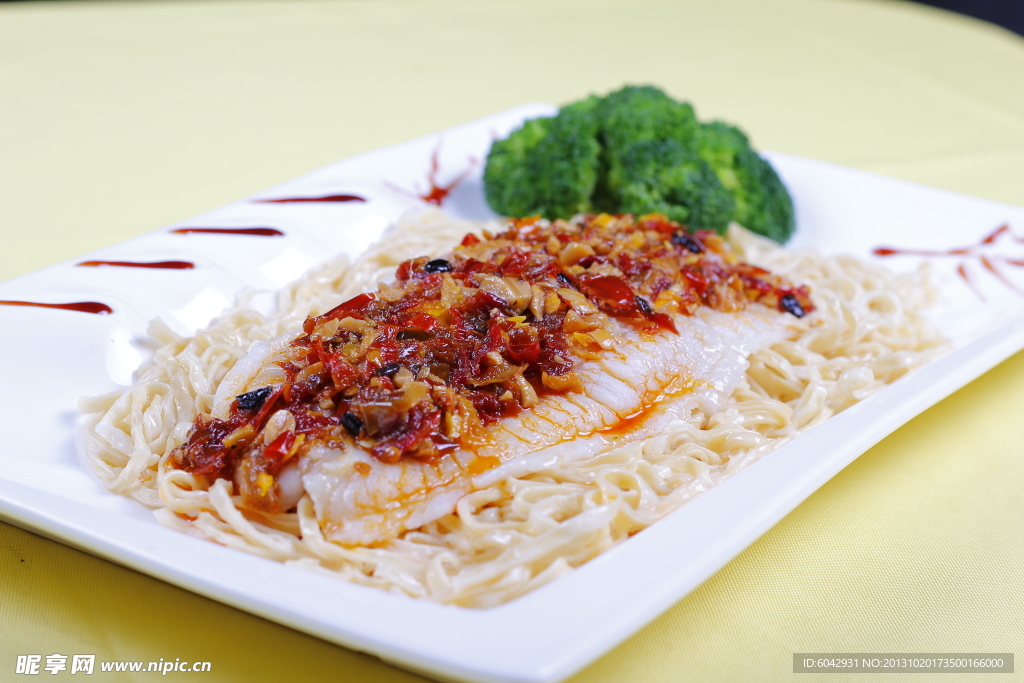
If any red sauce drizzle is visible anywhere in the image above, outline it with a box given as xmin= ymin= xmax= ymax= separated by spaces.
xmin=78 ymin=260 xmax=195 ymax=270
xmin=982 ymin=223 xmax=1011 ymax=244
xmin=873 ymin=247 xmax=971 ymax=257
xmin=171 ymin=227 xmax=284 ymax=237
xmin=255 ymin=194 xmax=365 ymax=204
xmin=388 ymin=140 xmax=476 ymax=206
xmin=874 ymin=223 xmax=1024 ymax=297
xmin=980 ymin=255 xmax=1024 ymax=296
xmin=0 ymin=300 xmax=113 ymax=314
xmin=956 ymin=264 xmax=986 ymax=302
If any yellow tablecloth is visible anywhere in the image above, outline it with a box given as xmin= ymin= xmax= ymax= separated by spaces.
xmin=2 ymin=0 xmax=1022 ymax=680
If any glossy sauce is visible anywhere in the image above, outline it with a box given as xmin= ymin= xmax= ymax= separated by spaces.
xmin=78 ymin=260 xmax=195 ymax=270
xmin=956 ymin=264 xmax=985 ymax=301
xmin=873 ymin=247 xmax=971 ymax=257
xmin=980 ymin=255 xmax=1024 ymax=295
xmin=596 ymin=407 xmax=654 ymax=438
xmin=590 ymin=375 xmax=699 ymax=439
xmin=467 ymin=455 xmax=502 ymax=475
xmin=981 ymin=223 xmax=1019 ymax=245
xmin=874 ymin=223 xmax=1023 ymax=296
xmin=171 ymin=227 xmax=284 ymax=237
xmin=389 ymin=144 xmax=475 ymax=206
xmin=0 ymin=300 xmax=113 ymax=314
xmin=255 ymin=194 xmax=365 ymax=204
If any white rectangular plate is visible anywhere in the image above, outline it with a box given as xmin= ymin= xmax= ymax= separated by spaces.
xmin=3 ymin=105 xmax=1024 ymax=683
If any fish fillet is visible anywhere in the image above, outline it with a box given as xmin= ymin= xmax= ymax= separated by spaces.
xmin=172 ymin=213 xmax=810 ymax=547
xmin=243 ymin=305 xmax=792 ymax=544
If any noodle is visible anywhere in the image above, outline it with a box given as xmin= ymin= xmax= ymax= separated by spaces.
xmin=81 ymin=210 xmax=946 ymax=607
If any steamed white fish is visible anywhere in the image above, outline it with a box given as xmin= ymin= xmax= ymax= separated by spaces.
xmin=170 ymin=214 xmax=809 ymax=546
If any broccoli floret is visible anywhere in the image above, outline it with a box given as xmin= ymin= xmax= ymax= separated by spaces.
xmin=483 ymin=85 xmax=796 ymax=242
xmin=594 ymin=86 xmax=703 ymax=218
xmin=560 ymin=94 xmax=601 ymax=119
xmin=606 ymin=139 xmax=735 ymax=232
xmin=732 ymin=148 xmax=795 ymax=243
xmin=696 ymin=121 xmax=795 ymax=242
xmin=598 ymin=85 xmax=699 ymax=151
xmin=694 ymin=121 xmax=749 ymax=190
xmin=483 ymin=100 xmax=601 ymax=219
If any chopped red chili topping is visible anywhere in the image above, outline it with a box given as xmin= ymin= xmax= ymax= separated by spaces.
xmin=170 ymin=214 xmax=813 ymax=508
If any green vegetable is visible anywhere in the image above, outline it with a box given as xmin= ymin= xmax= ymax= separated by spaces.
xmin=606 ymin=139 xmax=735 ymax=232
xmin=695 ymin=121 xmax=795 ymax=243
xmin=483 ymin=85 xmax=796 ymax=243
xmin=597 ymin=85 xmax=699 ymax=151
xmin=483 ymin=101 xmax=601 ymax=220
